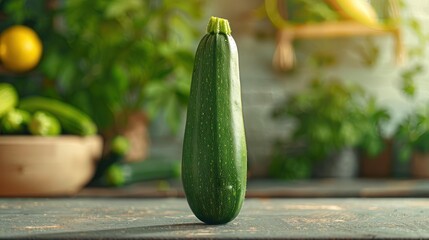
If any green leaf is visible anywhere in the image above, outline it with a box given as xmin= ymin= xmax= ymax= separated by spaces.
xmin=401 ymin=77 xmax=416 ymax=97
xmin=104 ymin=0 xmax=143 ymax=18
xmin=144 ymin=82 xmax=168 ymax=99
xmin=111 ymin=65 xmax=129 ymax=92
xmin=40 ymin=51 xmax=62 ymax=80
xmin=4 ymin=0 xmax=26 ymax=23
xmin=57 ymin=60 xmax=76 ymax=91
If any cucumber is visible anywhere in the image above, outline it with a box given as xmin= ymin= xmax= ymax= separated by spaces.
xmin=0 ymin=83 xmax=18 ymax=118
xmin=19 ymin=96 xmax=97 ymax=136
xmin=182 ymin=16 xmax=247 ymax=225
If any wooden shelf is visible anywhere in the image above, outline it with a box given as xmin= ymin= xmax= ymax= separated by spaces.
xmin=273 ymin=21 xmax=403 ymax=71
xmin=285 ymin=21 xmax=398 ymax=39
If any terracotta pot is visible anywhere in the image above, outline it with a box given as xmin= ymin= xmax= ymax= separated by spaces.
xmin=0 ymin=136 xmax=102 ymax=196
xmin=411 ymin=152 xmax=429 ymax=178
xmin=359 ymin=140 xmax=392 ymax=178
xmin=104 ymin=111 xmax=150 ymax=162
xmin=121 ymin=112 xmax=150 ymax=162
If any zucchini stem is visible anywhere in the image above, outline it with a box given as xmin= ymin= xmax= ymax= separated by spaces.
xmin=207 ymin=16 xmax=231 ymax=35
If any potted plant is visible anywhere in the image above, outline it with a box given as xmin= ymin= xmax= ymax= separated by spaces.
xmin=395 ymin=107 xmax=429 ymax=178
xmin=271 ymin=78 xmax=389 ymax=179
xmin=0 ymin=0 xmax=204 ymax=160
xmin=357 ymin=97 xmax=392 ymax=178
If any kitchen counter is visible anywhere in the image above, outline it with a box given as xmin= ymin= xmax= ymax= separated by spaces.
xmin=3 ymin=179 xmax=429 ymax=239
xmin=2 ymin=197 xmax=429 ymax=239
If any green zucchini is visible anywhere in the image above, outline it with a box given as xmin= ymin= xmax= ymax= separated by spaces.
xmin=91 ymin=135 xmax=130 ymax=184
xmin=182 ymin=16 xmax=247 ymax=225
xmin=19 ymin=96 xmax=97 ymax=136
xmin=0 ymin=83 xmax=18 ymax=118
xmin=0 ymin=109 xmax=31 ymax=134
xmin=29 ymin=111 xmax=61 ymax=136
xmin=106 ymin=159 xmax=181 ymax=187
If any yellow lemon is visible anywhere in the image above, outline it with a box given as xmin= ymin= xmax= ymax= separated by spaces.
xmin=0 ymin=25 xmax=43 ymax=72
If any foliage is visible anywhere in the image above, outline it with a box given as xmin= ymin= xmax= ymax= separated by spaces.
xmin=395 ymin=107 xmax=429 ymax=162
xmin=268 ymin=140 xmax=311 ymax=180
xmin=0 ymin=0 xmax=204 ymax=134
xmin=357 ymin=96 xmax=391 ymax=157
xmin=371 ymin=0 xmax=429 ymax=97
xmin=272 ymin=78 xmax=390 ymax=166
xmin=399 ymin=17 xmax=428 ymax=97
xmin=284 ymin=0 xmax=339 ymax=24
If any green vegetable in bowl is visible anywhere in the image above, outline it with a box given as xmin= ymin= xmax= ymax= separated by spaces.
xmin=29 ymin=111 xmax=61 ymax=136
xmin=20 ymin=96 xmax=97 ymax=136
xmin=0 ymin=109 xmax=31 ymax=134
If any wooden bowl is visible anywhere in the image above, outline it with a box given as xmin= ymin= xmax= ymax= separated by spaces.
xmin=0 ymin=136 xmax=102 ymax=197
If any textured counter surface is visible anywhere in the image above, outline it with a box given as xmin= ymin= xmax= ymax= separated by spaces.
xmin=2 ymin=198 xmax=429 ymax=239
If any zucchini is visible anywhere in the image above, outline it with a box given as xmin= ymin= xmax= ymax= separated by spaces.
xmin=91 ymin=135 xmax=130 ymax=184
xmin=110 ymin=135 xmax=131 ymax=156
xmin=0 ymin=83 xmax=18 ymax=118
xmin=0 ymin=109 xmax=31 ymax=134
xmin=29 ymin=111 xmax=61 ymax=136
xmin=182 ymin=16 xmax=247 ymax=225
xmin=106 ymin=159 xmax=181 ymax=187
xmin=19 ymin=96 xmax=97 ymax=136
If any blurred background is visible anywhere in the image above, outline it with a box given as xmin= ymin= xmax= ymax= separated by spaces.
xmin=1 ymin=0 xmax=429 ymax=196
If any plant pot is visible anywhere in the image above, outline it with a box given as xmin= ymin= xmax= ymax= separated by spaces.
xmin=105 ymin=111 xmax=150 ymax=162
xmin=312 ymin=147 xmax=358 ymax=179
xmin=121 ymin=112 xmax=150 ymax=162
xmin=359 ymin=140 xmax=393 ymax=178
xmin=411 ymin=152 xmax=429 ymax=178
xmin=392 ymin=139 xmax=411 ymax=178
